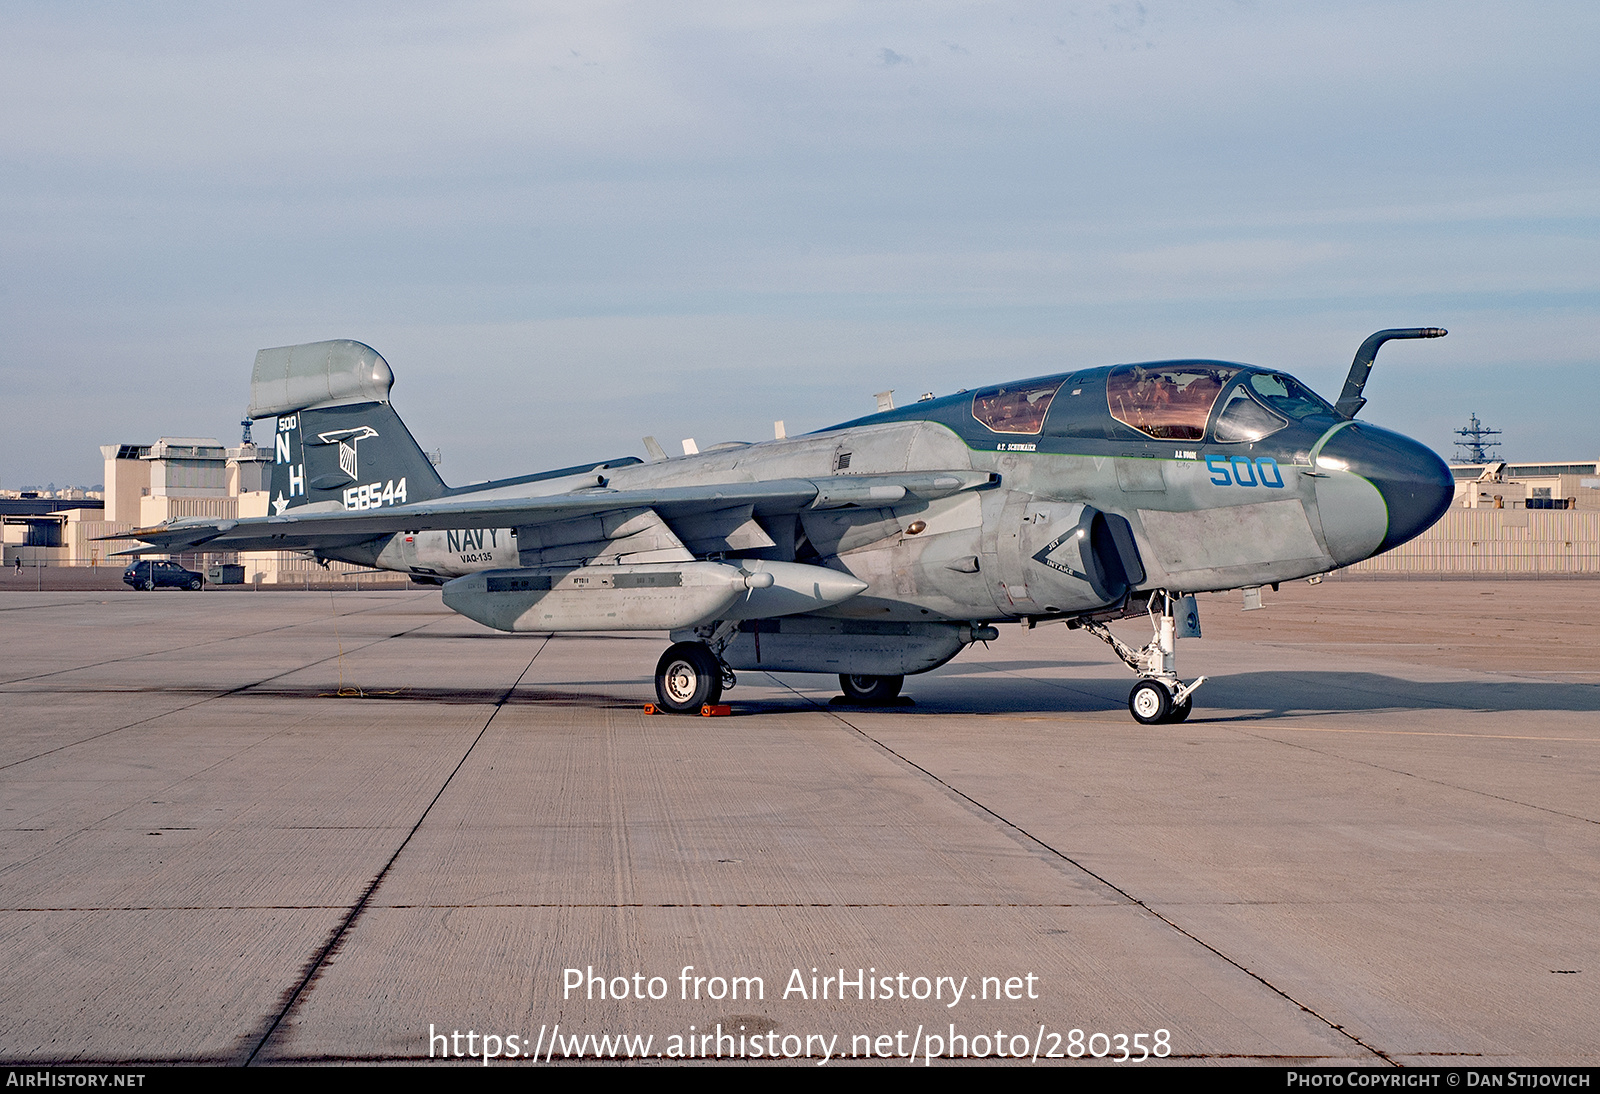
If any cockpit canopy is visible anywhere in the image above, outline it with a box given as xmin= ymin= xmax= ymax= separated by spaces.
xmin=1103 ymin=363 xmax=1336 ymax=443
xmin=852 ymin=359 xmax=1339 ymax=446
xmin=1106 ymin=364 xmax=1233 ymax=441
xmin=970 ymin=377 xmax=1065 ymax=435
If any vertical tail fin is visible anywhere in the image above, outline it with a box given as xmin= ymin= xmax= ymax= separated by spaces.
xmin=270 ymin=402 xmax=446 ymax=513
xmin=252 ymin=340 xmax=447 ymax=514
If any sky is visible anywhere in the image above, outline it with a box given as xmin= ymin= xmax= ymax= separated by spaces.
xmin=2 ymin=1 xmax=1596 ymax=489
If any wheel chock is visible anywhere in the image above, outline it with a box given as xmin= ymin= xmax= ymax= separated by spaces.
xmin=643 ymin=702 xmax=731 ymax=716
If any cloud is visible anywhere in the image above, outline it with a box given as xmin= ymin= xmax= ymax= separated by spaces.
xmin=1 ymin=0 xmax=1597 ymax=484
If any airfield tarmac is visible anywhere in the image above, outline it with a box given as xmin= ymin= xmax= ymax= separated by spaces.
xmin=1 ymin=580 xmax=1595 ymax=1066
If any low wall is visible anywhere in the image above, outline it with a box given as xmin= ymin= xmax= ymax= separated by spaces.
xmin=1344 ymin=508 xmax=1600 ymax=576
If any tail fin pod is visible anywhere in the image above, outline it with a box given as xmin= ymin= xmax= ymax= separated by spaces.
xmin=251 ymin=340 xmax=447 ymax=513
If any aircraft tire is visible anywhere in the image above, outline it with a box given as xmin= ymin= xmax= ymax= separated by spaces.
xmin=655 ymin=642 xmax=723 ymax=714
xmin=839 ymin=674 xmax=904 ymax=704
xmin=1169 ymin=696 xmax=1193 ymax=723
xmin=1128 ymin=680 xmax=1173 ymax=725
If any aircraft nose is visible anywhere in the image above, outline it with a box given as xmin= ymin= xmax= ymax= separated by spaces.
xmin=1317 ymin=423 xmax=1454 ymax=553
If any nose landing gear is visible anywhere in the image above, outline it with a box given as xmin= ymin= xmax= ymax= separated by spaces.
xmin=1077 ymin=592 xmax=1205 ymax=725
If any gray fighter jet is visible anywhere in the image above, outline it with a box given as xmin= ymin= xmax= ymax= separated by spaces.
xmin=119 ymin=330 xmax=1454 ymax=723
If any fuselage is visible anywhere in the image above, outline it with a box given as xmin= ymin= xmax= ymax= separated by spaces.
xmin=126 ymin=336 xmax=1456 ymax=711
xmin=340 ymin=358 xmax=1454 ymax=628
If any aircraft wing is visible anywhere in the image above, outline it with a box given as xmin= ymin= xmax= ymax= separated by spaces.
xmin=111 ymin=471 xmax=996 ymax=555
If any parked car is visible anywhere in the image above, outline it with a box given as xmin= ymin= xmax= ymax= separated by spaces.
xmin=123 ymin=560 xmax=205 ymax=591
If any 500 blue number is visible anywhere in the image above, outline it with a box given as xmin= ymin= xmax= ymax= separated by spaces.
xmin=1205 ymin=454 xmax=1284 ymax=488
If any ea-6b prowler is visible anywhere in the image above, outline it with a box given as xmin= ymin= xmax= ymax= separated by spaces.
xmin=119 ymin=330 xmax=1454 ymax=723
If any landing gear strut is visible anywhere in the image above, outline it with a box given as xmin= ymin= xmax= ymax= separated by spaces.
xmin=1078 ymin=591 xmax=1205 ymax=725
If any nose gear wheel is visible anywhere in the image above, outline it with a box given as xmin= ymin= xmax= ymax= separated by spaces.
xmin=1129 ymin=680 xmax=1171 ymax=725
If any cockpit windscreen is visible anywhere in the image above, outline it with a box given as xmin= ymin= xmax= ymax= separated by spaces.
xmin=1240 ymin=372 xmax=1337 ymax=422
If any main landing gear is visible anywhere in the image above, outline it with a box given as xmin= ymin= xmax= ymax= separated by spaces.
xmin=838 ymin=673 xmax=904 ymax=704
xmin=1077 ymin=591 xmax=1206 ymax=725
xmin=652 ymin=634 xmax=912 ymax=712
xmin=653 ymin=622 xmax=739 ymax=714
xmin=654 ymin=643 xmax=723 ymax=712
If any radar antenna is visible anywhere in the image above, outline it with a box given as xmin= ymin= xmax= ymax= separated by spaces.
xmin=1454 ymin=413 xmax=1502 ymax=463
